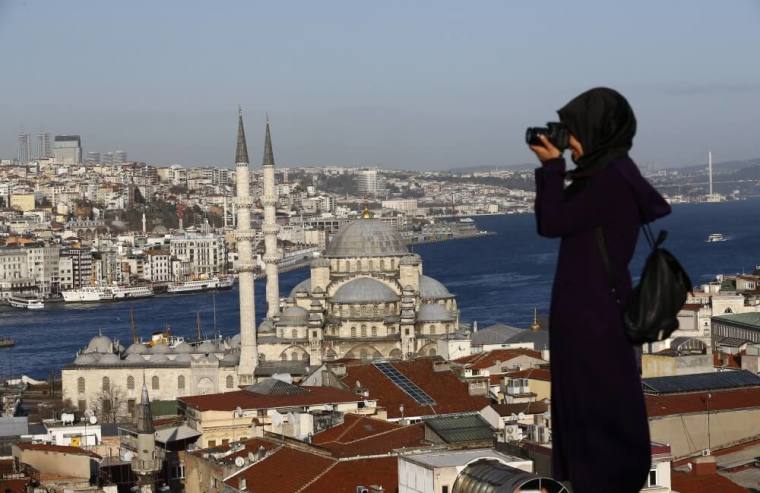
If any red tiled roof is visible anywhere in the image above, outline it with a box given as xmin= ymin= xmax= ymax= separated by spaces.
xmin=317 ymin=423 xmax=427 ymax=458
xmin=225 ymin=446 xmax=334 ymax=493
xmin=0 ymin=479 xmax=30 ymax=493
xmin=504 ymin=368 xmax=551 ymax=381
xmin=646 ymin=388 xmax=760 ymax=418
xmin=14 ymin=443 xmax=101 ymax=459
xmin=680 ymin=303 xmax=704 ymax=312
xmin=312 ymin=414 xmax=400 ymax=445
xmin=341 ymin=359 xmax=489 ymax=419
xmin=180 ymin=386 xmax=362 ymax=412
xmin=300 ymin=456 xmax=398 ymax=493
xmin=671 ymin=470 xmax=748 ymax=493
xmin=454 ymin=349 xmax=544 ymax=370
xmin=214 ymin=438 xmax=279 ymax=465
xmin=491 ymin=400 xmax=549 ymax=417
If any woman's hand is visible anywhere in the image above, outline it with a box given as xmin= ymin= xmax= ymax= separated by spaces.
xmin=529 ymin=134 xmax=563 ymax=163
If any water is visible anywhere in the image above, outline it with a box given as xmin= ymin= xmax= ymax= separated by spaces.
xmin=2 ymin=199 xmax=759 ymax=379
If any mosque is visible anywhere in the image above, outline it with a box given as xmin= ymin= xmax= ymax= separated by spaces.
xmin=61 ymin=111 xmax=463 ymax=415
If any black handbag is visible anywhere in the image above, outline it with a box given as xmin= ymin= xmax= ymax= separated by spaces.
xmin=596 ymin=224 xmax=692 ymax=344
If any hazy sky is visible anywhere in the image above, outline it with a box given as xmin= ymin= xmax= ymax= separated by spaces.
xmin=2 ymin=0 xmax=760 ymax=169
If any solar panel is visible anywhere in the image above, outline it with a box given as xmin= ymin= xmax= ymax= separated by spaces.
xmin=373 ymin=362 xmax=436 ymax=406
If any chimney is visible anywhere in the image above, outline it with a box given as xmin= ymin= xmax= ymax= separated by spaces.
xmin=692 ymin=455 xmax=717 ymax=476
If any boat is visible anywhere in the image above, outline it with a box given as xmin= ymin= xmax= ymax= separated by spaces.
xmin=166 ymin=276 xmax=234 ymax=294
xmin=706 ymin=233 xmax=727 ymax=243
xmin=61 ymin=285 xmax=154 ymax=303
xmin=0 ymin=336 xmax=15 ymax=348
xmin=7 ymin=296 xmax=45 ymax=310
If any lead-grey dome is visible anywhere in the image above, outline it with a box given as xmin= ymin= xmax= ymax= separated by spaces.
xmin=333 ymin=278 xmax=399 ymax=304
xmin=75 ymin=353 xmax=100 ymax=365
xmin=125 ymin=343 xmax=147 ymax=355
xmin=418 ymin=303 xmax=455 ymax=322
xmin=420 ymin=276 xmax=453 ymax=299
xmin=150 ymin=343 xmax=170 ymax=354
xmin=289 ymin=279 xmax=311 ymax=297
xmin=325 ymin=220 xmax=408 ymax=258
xmin=97 ymin=353 xmax=122 ymax=365
xmin=84 ymin=334 xmax=113 ymax=354
xmin=149 ymin=353 xmax=169 ymax=364
xmin=125 ymin=353 xmax=146 ymax=363
xmin=196 ymin=341 xmax=218 ymax=353
xmin=173 ymin=342 xmax=193 ymax=353
xmin=278 ymin=306 xmax=309 ymax=326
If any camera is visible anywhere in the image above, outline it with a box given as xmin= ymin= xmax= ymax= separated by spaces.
xmin=525 ymin=122 xmax=570 ymax=150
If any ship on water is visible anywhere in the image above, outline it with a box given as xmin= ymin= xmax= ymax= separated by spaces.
xmin=62 ymin=285 xmax=154 ymax=303
xmin=6 ymin=296 xmax=44 ymax=310
xmin=166 ymin=275 xmax=234 ymax=294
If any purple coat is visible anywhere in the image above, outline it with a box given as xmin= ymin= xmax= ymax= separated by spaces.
xmin=534 ymin=156 xmax=670 ymax=492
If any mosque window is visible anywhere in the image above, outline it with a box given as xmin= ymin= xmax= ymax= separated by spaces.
xmin=290 ymin=352 xmax=298 ymax=361
xmin=371 ymin=326 xmax=377 ymax=337
xmin=429 ymin=348 xmax=437 ymax=357
xmin=102 ymin=377 xmax=110 ymax=392
xmin=302 ymin=352 xmax=309 ymax=361
xmin=152 ymin=376 xmax=159 ymax=390
xmin=361 ymin=325 xmax=367 ymax=337
xmin=77 ymin=377 xmax=85 ymax=394
xmin=280 ymin=353 xmax=287 ymax=361
xmin=127 ymin=376 xmax=135 ymax=390
xmin=431 ymin=325 xmax=437 ymax=335
xmin=359 ymin=348 xmax=368 ymax=360
xmin=226 ymin=375 xmax=234 ymax=389
xmin=351 ymin=327 xmax=356 ymax=337
xmin=380 ymin=259 xmax=386 ymax=271
xmin=291 ymin=329 xmax=298 ymax=339
xmin=178 ymin=375 xmax=185 ymax=390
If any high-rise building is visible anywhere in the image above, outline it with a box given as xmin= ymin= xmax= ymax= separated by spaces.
xmin=356 ymin=168 xmax=385 ymax=197
xmin=85 ymin=152 xmax=101 ymax=164
xmin=37 ymin=133 xmax=51 ymax=159
xmin=17 ymin=133 xmax=31 ymax=163
xmin=53 ymin=135 xmax=82 ymax=164
xmin=114 ymin=150 xmax=127 ymax=164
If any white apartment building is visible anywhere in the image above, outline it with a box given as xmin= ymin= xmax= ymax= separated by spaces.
xmin=25 ymin=245 xmax=60 ymax=295
xmin=144 ymin=250 xmax=172 ymax=282
xmin=169 ymin=233 xmax=226 ymax=276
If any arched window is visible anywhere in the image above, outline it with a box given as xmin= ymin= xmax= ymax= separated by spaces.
xmin=178 ymin=375 xmax=185 ymax=390
xmin=226 ymin=375 xmax=234 ymax=389
xmin=359 ymin=348 xmax=368 ymax=360
xmin=429 ymin=348 xmax=437 ymax=357
xmin=371 ymin=326 xmax=377 ymax=337
xmin=302 ymin=352 xmax=309 ymax=361
xmin=361 ymin=325 xmax=367 ymax=337
xmin=380 ymin=259 xmax=386 ymax=271
xmin=290 ymin=352 xmax=298 ymax=361
xmin=430 ymin=325 xmax=437 ymax=335
xmin=291 ymin=329 xmax=298 ymax=339
xmin=152 ymin=376 xmax=159 ymax=390
xmin=351 ymin=326 xmax=356 ymax=337
xmin=280 ymin=353 xmax=287 ymax=361
xmin=78 ymin=377 xmax=85 ymax=394
xmin=102 ymin=376 xmax=110 ymax=392
xmin=127 ymin=376 xmax=135 ymax=390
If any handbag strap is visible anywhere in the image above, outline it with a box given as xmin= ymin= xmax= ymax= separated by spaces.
xmin=595 ymin=226 xmax=622 ymax=305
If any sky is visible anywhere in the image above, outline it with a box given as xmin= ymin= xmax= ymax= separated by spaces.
xmin=1 ymin=0 xmax=760 ymax=170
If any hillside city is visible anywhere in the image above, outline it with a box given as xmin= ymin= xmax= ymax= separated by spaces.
xmin=2 ymin=128 xmax=760 ymax=493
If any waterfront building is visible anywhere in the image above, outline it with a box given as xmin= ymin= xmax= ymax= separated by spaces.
xmin=60 ymin=247 xmax=94 ymax=288
xmin=53 ymin=135 xmax=82 ymax=165
xmin=143 ymin=249 xmax=172 ymax=282
xmin=169 ymin=232 xmax=226 ymax=277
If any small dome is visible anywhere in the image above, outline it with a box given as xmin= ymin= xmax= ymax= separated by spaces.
xmin=85 ymin=334 xmax=113 ymax=354
xmin=289 ymin=279 xmax=311 ymax=297
xmin=174 ymin=342 xmax=193 ymax=353
xmin=151 ymin=343 xmax=171 ymax=354
xmin=125 ymin=343 xmax=147 ymax=354
xmin=229 ymin=334 xmax=241 ymax=347
xmin=149 ymin=353 xmax=169 ymax=364
xmin=278 ymin=306 xmax=309 ymax=326
xmin=97 ymin=353 xmax=122 ymax=365
xmin=417 ymin=303 xmax=455 ymax=322
xmin=205 ymin=353 xmax=219 ymax=363
xmin=325 ymin=220 xmax=409 ymax=258
xmin=174 ymin=353 xmax=192 ymax=364
xmin=75 ymin=353 xmax=99 ymax=365
xmin=258 ymin=320 xmax=275 ymax=333
xmin=125 ymin=353 xmax=146 ymax=363
xmin=333 ymin=278 xmax=399 ymax=304
xmin=115 ymin=342 xmax=125 ymax=353
xmin=420 ymin=276 xmax=453 ymax=299
xmin=222 ymin=353 xmax=239 ymax=363
xmin=197 ymin=341 xmax=218 ymax=353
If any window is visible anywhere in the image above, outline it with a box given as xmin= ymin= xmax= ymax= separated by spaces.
xmin=371 ymin=326 xmax=377 ymax=337
xmin=102 ymin=377 xmax=110 ymax=392
xmin=291 ymin=329 xmax=298 ymax=339
xmin=78 ymin=377 xmax=85 ymax=393
xmin=405 ymin=328 xmax=410 ymax=336
xmin=222 ymin=439 xmax=229 ymax=446
xmin=128 ymin=399 xmax=136 ymax=415
xmin=78 ymin=400 xmax=86 ymax=412
xmin=280 ymin=353 xmax=287 ymax=361
xmin=359 ymin=348 xmax=368 ymax=360
xmin=302 ymin=352 xmax=309 ymax=360
xmin=291 ymin=352 xmax=298 ymax=361
xmin=351 ymin=326 xmax=356 ymax=337
xmin=647 ymin=469 xmax=658 ymax=487
xmin=430 ymin=325 xmax=437 ymax=335
xmin=152 ymin=375 xmax=159 ymax=390
xmin=178 ymin=375 xmax=186 ymax=390
xmin=208 ymin=440 xmax=216 ymax=448
xmin=443 ymin=487 xmax=449 ymax=493
xmin=361 ymin=325 xmax=367 ymax=337
xmin=226 ymin=375 xmax=234 ymax=389
xmin=312 ymin=331 xmax=317 ymax=338
xmin=127 ymin=376 xmax=135 ymax=390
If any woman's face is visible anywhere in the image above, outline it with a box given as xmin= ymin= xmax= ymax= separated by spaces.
xmin=569 ymin=134 xmax=584 ymax=161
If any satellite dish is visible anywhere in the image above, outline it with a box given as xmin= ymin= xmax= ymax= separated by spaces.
xmin=234 ymin=457 xmax=245 ymax=468
xmin=248 ymin=452 xmax=256 ymax=462
xmin=518 ymin=412 xmax=526 ymax=420
xmin=89 ymin=415 xmax=98 ymax=425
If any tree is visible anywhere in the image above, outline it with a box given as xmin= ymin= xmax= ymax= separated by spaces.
xmin=95 ymin=385 xmax=126 ymax=423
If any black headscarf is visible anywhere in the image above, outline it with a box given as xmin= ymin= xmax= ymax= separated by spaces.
xmin=558 ymin=87 xmax=637 ymax=186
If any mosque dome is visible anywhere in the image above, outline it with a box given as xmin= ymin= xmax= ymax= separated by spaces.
xmin=418 ymin=303 xmax=455 ymax=322
xmin=222 ymin=353 xmax=240 ymax=364
xmin=125 ymin=343 xmax=147 ymax=355
xmin=196 ymin=341 xmax=218 ymax=353
xmin=97 ymin=353 xmax=122 ymax=365
xmin=150 ymin=343 xmax=171 ymax=354
xmin=229 ymin=334 xmax=242 ymax=347
xmin=84 ymin=334 xmax=113 ymax=354
xmin=278 ymin=306 xmax=309 ymax=326
xmin=125 ymin=353 xmax=146 ymax=363
xmin=174 ymin=353 xmax=192 ymax=364
xmin=75 ymin=353 xmax=100 ymax=365
xmin=149 ymin=353 xmax=169 ymax=364
xmin=258 ymin=320 xmax=275 ymax=333
xmin=289 ymin=279 xmax=311 ymax=297
xmin=173 ymin=342 xmax=193 ymax=353
xmin=205 ymin=353 xmax=219 ymax=363
xmin=420 ymin=276 xmax=453 ymax=299
xmin=333 ymin=278 xmax=399 ymax=304
xmin=325 ymin=220 xmax=408 ymax=258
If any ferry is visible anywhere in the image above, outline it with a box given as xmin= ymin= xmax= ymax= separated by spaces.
xmin=706 ymin=233 xmax=727 ymax=243
xmin=62 ymin=285 xmax=154 ymax=303
xmin=0 ymin=336 xmax=16 ymax=348
xmin=7 ymin=296 xmax=45 ymax=310
xmin=166 ymin=276 xmax=234 ymax=294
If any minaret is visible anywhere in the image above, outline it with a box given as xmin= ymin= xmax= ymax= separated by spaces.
xmin=235 ymin=108 xmax=258 ymax=384
xmin=142 ymin=212 xmax=147 ymax=235
xmin=261 ymin=116 xmax=280 ymax=318
xmin=131 ymin=383 xmax=162 ymax=493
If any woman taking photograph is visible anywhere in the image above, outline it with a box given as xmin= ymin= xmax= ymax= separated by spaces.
xmin=529 ymin=87 xmax=671 ymax=493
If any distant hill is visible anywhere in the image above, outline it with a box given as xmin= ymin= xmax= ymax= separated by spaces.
xmin=665 ymin=157 xmax=760 ymax=174
xmin=446 ymin=163 xmax=535 ymax=173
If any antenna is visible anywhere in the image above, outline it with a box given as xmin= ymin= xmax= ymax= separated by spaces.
xmin=130 ymin=306 xmax=138 ymax=343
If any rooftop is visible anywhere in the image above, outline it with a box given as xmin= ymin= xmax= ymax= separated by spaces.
xmin=642 ymin=370 xmax=760 ymax=395
xmin=712 ymin=312 xmax=760 ymax=330
xmin=424 ymin=413 xmax=494 ymax=444
xmin=324 ymin=220 xmax=409 ymax=258
xmin=401 ymin=448 xmax=528 ymax=469
xmin=646 ymin=387 xmax=760 ymax=418
xmin=180 ymin=386 xmax=362 ymax=412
